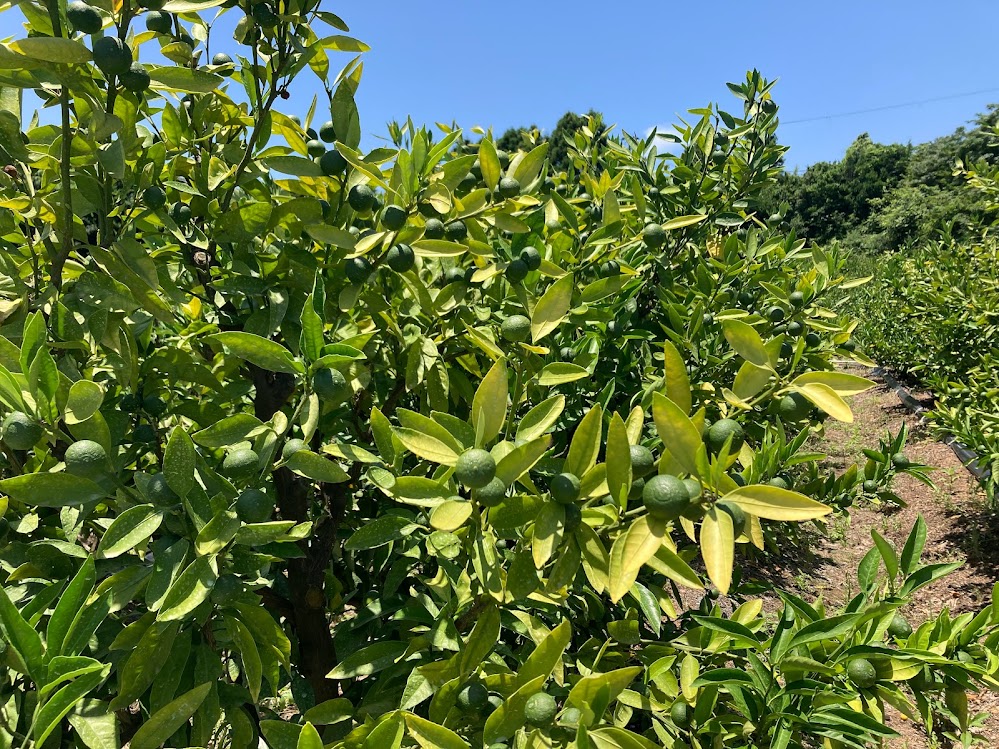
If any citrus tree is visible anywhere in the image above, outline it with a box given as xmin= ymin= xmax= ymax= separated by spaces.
xmin=0 ymin=2 xmax=996 ymax=748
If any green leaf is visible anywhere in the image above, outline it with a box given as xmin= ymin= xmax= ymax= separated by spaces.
xmin=790 ymin=371 xmax=875 ymax=396
xmin=471 ymin=358 xmax=508 ymax=446
xmin=605 ymin=413 xmax=631 ymax=508
xmin=10 ymin=37 xmax=91 ymax=63
xmin=194 ymin=510 xmax=240 ymax=556
xmin=515 ymin=395 xmax=565 ymax=444
xmin=164 ymin=427 xmax=197 ymax=498
xmin=457 ymin=605 xmax=500 ymax=676
xmin=531 ymin=275 xmax=574 ymax=343
xmin=871 ymin=529 xmax=899 ymax=581
xmin=900 ymin=562 xmax=964 ymax=596
xmin=478 ymin=138 xmax=501 ymax=191
xmin=721 ymin=319 xmax=770 ymax=367
xmin=129 ymin=683 xmax=212 ymax=749
xmin=265 ymin=156 xmax=324 ymax=177
xmin=0 ymin=472 xmax=105 ymax=507
xmin=192 ymin=414 xmax=265 ymax=448
xmin=701 ymin=506 xmax=734 ymax=595
xmin=651 ymin=392 xmax=702 ymax=476
xmin=662 ymin=214 xmax=708 ymax=230
xmin=148 ymin=66 xmax=223 ymax=93
xmin=482 ymin=675 xmax=546 ymax=745
xmin=514 ymin=619 xmax=571 ymax=688
xmin=662 ymin=340 xmax=692 ymax=415
xmin=327 ymin=640 xmax=407 ymax=679
xmin=297 ymin=722 xmax=323 ymax=749
xmin=228 ymin=617 xmax=262 ymax=702
xmin=567 ymin=666 xmax=642 ymax=714
xmin=158 ymin=555 xmax=217 ymax=622
xmin=34 ymin=668 xmax=109 ymax=746
xmin=302 ymin=698 xmax=353 ymax=725
xmin=900 ymin=515 xmax=927 ymax=576
xmin=65 ymin=380 xmax=104 ymax=425
xmin=345 ymin=515 xmax=417 ymax=551
xmin=47 ymin=557 xmax=96 ymax=657
xmin=393 ymin=427 xmax=459 ymax=466
xmin=110 ymin=622 xmax=180 ymax=710
xmin=67 ymin=700 xmax=120 ymax=749
xmin=0 ymin=583 xmax=44 ymax=681
xmin=565 ymin=405 xmax=602 ymax=478
xmin=285 ymin=450 xmax=349 ymax=483
xmin=98 ymin=505 xmax=164 ymax=559
xmin=495 ymin=435 xmax=550 ymax=486
xmin=791 ymin=382 xmax=854 ymax=422
xmin=208 ymin=332 xmax=303 ymax=375
xmin=512 ymin=142 xmax=549 ymax=185
xmin=722 ymin=484 xmax=832 ymax=521
xmin=608 ymin=516 xmax=666 ymax=603
xmin=537 ymin=362 xmax=589 ymax=385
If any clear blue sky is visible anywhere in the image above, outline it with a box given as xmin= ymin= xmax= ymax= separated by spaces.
xmin=4 ymin=1 xmax=998 ymax=170
xmin=327 ymin=1 xmax=999 ymax=170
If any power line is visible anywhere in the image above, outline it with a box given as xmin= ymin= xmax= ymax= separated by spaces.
xmin=782 ymin=87 xmax=999 ymax=126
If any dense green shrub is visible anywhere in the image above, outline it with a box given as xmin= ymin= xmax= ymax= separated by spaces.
xmin=0 ymin=2 xmax=996 ymax=749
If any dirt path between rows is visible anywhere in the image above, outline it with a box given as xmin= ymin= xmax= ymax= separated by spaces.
xmin=797 ymin=366 xmax=998 ymax=748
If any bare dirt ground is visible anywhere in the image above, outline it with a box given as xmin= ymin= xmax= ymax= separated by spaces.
xmin=788 ymin=367 xmax=999 ymax=748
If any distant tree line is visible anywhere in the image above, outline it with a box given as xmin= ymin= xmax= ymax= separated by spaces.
xmin=764 ymin=105 xmax=999 ymax=253
xmin=497 ymin=109 xmax=606 ymax=172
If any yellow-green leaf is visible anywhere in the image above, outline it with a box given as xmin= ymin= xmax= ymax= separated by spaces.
xmin=471 ymin=358 xmax=508 ymax=445
xmin=700 ymin=506 xmax=734 ymax=595
xmin=478 ymin=139 xmax=501 ymax=191
xmin=605 ymin=413 xmax=631 ymax=508
xmin=662 ymin=341 xmax=692 ymax=415
xmin=790 ymin=371 xmax=875 ymax=396
xmin=722 ymin=485 xmax=832 ymax=521
xmin=531 ymin=275 xmax=574 ymax=343
xmin=651 ymin=393 xmax=702 ymax=476
xmin=792 ymin=382 xmax=854 ymax=422
xmin=721 ymin=320 xmax=770 ymax=367
xmin=608 ymin=516 xmax=666 ymax=603
xmin=393 ymin=427 xmax=459 ymax=466
xmin=662 ymin=214 xmax=708 ymax=230
xmin=565 ymin=405 xmax=602 ymax=477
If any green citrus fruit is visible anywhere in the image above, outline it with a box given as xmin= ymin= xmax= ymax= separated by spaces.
xmin=92 ymin=36 xmax=133 ymax=76
xmin=314 ymin=368 xmax=349 ymax=401
xmin=170 ymin=202 xmax=192 ymax=224
xmin=891 ymin=453 xmax=910 ymax=469
xmin=560 ymin=706 xmax=581 ymax=726
xmin=670 ymin=700 xmax=691 ymax=728
xmin=282 ymin=438 xmax=306 ymax=460
xmin=887 ymin=613 xmax=912 ymax=639
xmin=847 ymin=658 xmax=878 ymax=689
xmin=628 ymin=477 xmax=645 ymax=500
xmin=347 ymin=184 xmax=375 ymax=212
xmin=147 ymin=473 xmax=177 ymax=504
xmin=68 ymin=1 xmax=103 ymax=34
xmin=643 ymin=222 xmax=666 ymax=248
xmin=495 ymin=149 xmax=510 ymax=168
xmin=385 ymin=244 xmax=415 ymax=273
xmin=717 ymin=500 xmax=746 ymax=536
xmin=454 ymin=448 xmax=496 ymax=489
xmin=344 ymin=256 xmax=371 ymax=284
xmin=683 ymin=478 xmax=702 ymax=500
xmin=444 ymin=220 xmax=467 ymax=242
xmin=779 ymin=392 xmax=811 ymax=422
xmin=647 ymin=186 xmax=660 ymax=198
xmin=142 ymin=395 xmax=167 ymax=417
xmin=212 ymin=52 xmax=232 ymax=66
xmin=2 ymin=411 xmax=42 ymax=450
xmin=424 ymin=218 xmax=445 ymax=239
xmin=505 ymin=258 xmax=529 ymax=283
xmin=236 ymin=488 xmax=272 ymax=523
xmin=143 ymin=0 xmax=166 ymax=8
xmin=629 ymin=445 xmax=655 ymax=478
xmin=305 ymin=139 xmax=325 ymax=158
xmin=457 ymin=683 xmax=488 ymax=709
xmin=318 ymin=120 xmax=336 ymax=143
xmin=559 ymin=347 xmax=574 ymax=361
xmin=319 ymin=149 xmax=347 ymax=176
xmin=550 ymin=472 xmax=580 ymax=504
xmin=143 ymin=185 xmax=166 ymax=209
xmin=862 ymin=479 xmax=878 ymax=493
xmin=251 ymin=2 xmax=277 ymax=27
xmin=599 ymin=260 xmax=620 ymax=277
xmin=501 ymin=315 xmax=531 ymax=343
xmin=498 ymin=176 xmax=520 ymax=198
xmin=804 ymin=332 xmax=821 ymax=348
xmin=780 ymin=341 xmax=794 ymax=359
xmin=133 ymin=424 xmax=156 ymax=444
xmin=223 ymin=447 xmax=259 ymax=481
xmin=524 ymin=692 xmax=557 ymax=727
xmin=767 ymin=476 xmax=790 ymax=490
xmin=564 ymin=503 xmax=582 ymax=532
xmin=120 ymin=62 xmax=150 ymax=93
xmin=705 ymin=419 xmax=745 ymax=455
xmin=842 ymin=339 xmax=857 ymax=352
xmin=145 ymin=11 xmax=172 ymax=33
xmin=643 ymin=475 xmax=690 ymax=521
xmin=210 ymin=573 xmax=242 ymax=605
xmin=474 ymin=477 xmax=507 ymax=507
xmin=790 ymin=291 xmax=805 ymax=307
xmin=519 ymin=246 xmax=542 ymax=271
xmin=65 ymin=440 xmax=107 ymax=479
xmin=767 ymin=306 xmax=786 ymax=323
xmin=443 ymin=267 xmax=466 ymax=285
xmin=381 ymin=204 xmax=407 ymax=231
